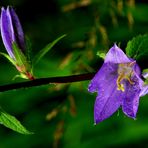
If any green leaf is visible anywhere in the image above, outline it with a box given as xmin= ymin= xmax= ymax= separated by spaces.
xmin=96 ymin=51 xmax=106 ymax=59
xmin=33 ymin=34 xmax=66 ymax=65
xmin=125 ymin=34 xmax=148 ymax=60
xmin=0 ymin=108 xmax=33 ymax=135
xmin=12 ymin=43 xmax=27 ymax=66
xmin=142 ymin=69 xmax=148 ymax=85
xmin=0 ymin=52 xmax=16 ymax=66
xmin=144 ymin=79 xmax=148 ymax=85
xmin=12 ymin=74 xmax=28 ymax=80
xmin=12 ymin=43 xmax=31 ymax=73
xmin=143 ymin=69 xmax=148 ymax=74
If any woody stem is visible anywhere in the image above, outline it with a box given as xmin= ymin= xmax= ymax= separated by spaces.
xmin=0 ymin=73 xmax=95 ymax=92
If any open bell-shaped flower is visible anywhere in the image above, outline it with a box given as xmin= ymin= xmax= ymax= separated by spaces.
xmin=88 ymin=44 xmax=148 ymax=124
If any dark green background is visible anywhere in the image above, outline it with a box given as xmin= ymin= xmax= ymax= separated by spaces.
xmin=0 ymin=0 xmax=148 ymax=148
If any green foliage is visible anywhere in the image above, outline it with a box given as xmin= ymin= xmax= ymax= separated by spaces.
xmin=12 ymin=43 xmax=32 ymax=76
xmin=33 ymin=34 xmax=66 ymax=65
xmin=143 ymin=69 xmax=148 ymax=85
xmin=145 ymin=79 xmax=148 ymax=85
xmin=0 ymin=108 xmax=33 ymax=135
xmin=0 ymin=0 xmax=148 ymax=147
xmin=143 ymin=69 xmax=148 ymax=74
xmin=12 ymin=43 xmax=27 ymax=67
xmin=96 ymin=51 xmax=106 ymax=59
xmin=125 ymin=34 xmax=148 ymax=60
xmin=0 ymin=52 xmax=16 ymax=66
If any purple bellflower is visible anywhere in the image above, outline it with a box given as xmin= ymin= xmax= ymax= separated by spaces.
xmin=88 ymin=44 xmax=148 ymax=124
xmin=0 ymin=6 xmax=34 ymax=80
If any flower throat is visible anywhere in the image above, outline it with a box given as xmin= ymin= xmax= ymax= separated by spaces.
xmin=117 ymin=62 xmax=135 ymax=92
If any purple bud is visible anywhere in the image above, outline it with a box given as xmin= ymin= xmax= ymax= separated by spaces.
xmin=0 ymin=6 xmax=25 ymax=59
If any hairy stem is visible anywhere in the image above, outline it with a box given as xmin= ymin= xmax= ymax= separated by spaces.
xmin=0 ymin=73 xmax=95 ymax=92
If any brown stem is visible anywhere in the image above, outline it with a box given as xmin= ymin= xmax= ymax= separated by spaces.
xmin=0 ymin=73 xmax=95 ymax=92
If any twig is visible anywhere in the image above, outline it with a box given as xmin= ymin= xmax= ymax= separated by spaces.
xmin=0 ymin=73 xmax=95 ymax=92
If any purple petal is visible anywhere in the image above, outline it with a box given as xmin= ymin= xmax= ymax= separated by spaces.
xmin=128 ymin=58 xmax=141 ymax=76
xmin=105 ymin=44 xmax=131 ymax=64
xmin=8 ymin=7 xmax=25 ymax=51
xmin=0 ymin=7 xmax=14 ymax=58
xmin=140 ymin=85 xmax=148 ymax=97
xmin=142 ymin=72 xmax=148 ymax=79
xmin=6 ymin=7 xmax=15 ymax=44
xmin=94 ymin=86 xmax=122 ymax=124
xmin=122 ymin=74 xmax=141 ymax=118
xmin=88 ymin=63 xmax=122 ymax=123
xmin=134 ymin=63 xmax=141 ymax=76
xmin=88 ymin=63 xmax=118 ymax=93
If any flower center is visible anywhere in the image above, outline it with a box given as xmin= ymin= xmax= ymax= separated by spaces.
xmin=116 ymin=62 xmax=135 ymax=92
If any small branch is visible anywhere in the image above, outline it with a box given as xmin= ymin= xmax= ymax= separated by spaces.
xmin=0 ymin=73 xmax=95 ymax=92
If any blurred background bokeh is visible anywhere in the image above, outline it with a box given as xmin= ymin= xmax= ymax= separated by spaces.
xmin=0 ymin=0 xmax=148 ymax=147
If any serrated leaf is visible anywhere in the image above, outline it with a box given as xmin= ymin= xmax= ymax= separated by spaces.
xmin=0 ymin=52 xmax=16 ymax=66
xmin=33 ymin=34 xmax=66 ymax=65
xmin=0 ymin=108 xmax=33 ymax=135
xmin=125 ymin=34 xmax=148 ymax=60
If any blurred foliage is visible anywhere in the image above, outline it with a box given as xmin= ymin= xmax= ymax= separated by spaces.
xmin=0 ymin=0 xmax=148 ymax=148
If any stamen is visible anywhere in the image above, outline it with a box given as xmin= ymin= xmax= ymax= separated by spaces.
xmin=126 ymin=76 xmax=134 ymax=85
xmin=117 ymin=83 xmax=125 ymax=92
xmin=116 ymin=62 xmax=135 ymax=92
xmin=117 ymin=74 xmax=125 ymax=92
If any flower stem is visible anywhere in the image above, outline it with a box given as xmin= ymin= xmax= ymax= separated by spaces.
xmin=0 ymin=73 xmax=95 ymax=92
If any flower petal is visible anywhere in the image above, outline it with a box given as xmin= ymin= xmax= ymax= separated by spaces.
xmin=88 ymin=62 xmax=118 ymax=93
xmin=142 ymin=72 xmax=148 ymax=79
xmin=122 ymin=74 xmax=141 ymax=118
xmin=88 ymin=63 xmax=122 ymax=124
xmin=134 ymin=63 xmax=141 ymax=76
xmin=8 ymin=7 xmax=25 ymax=51
xmin=140 ymin=85 xmax=148 ymax=97
xmin=0 ymin=7 xmax=14 ymax=58
xmin=94 ymin=88 xmax=122 ymax=124
xmin=105 ymin=44 xmax=130 ymax=64
xmin=6 ymin=7 xmax=15 ymax=43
